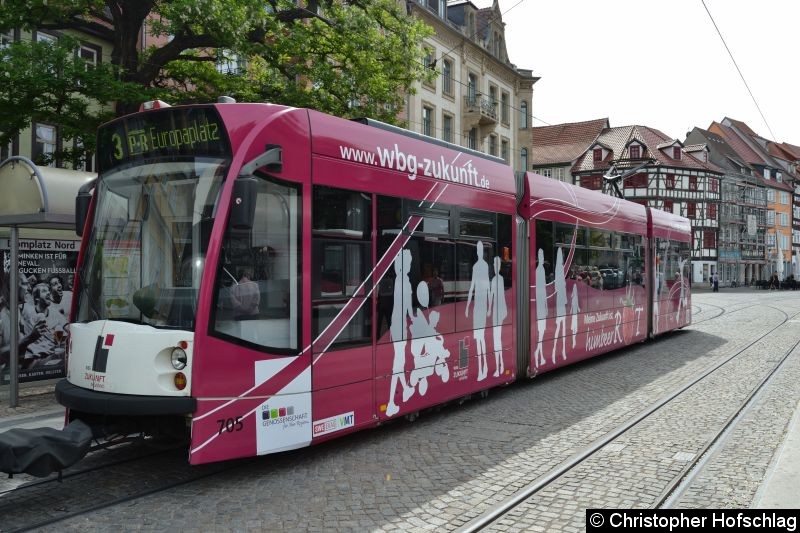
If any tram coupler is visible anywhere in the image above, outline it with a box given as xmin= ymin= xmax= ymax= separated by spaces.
xmin=0 ymin=420 xmax=92 ymax=477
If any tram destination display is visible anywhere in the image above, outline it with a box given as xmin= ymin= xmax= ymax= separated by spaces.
xmin=96 ymin=106 xmax=231 ymax=173
xmin=0 ymin=238 xmax=79 ymax=384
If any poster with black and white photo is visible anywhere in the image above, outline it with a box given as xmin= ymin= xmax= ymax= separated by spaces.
xmin=0 ymin=238 xmax=79 ymax=384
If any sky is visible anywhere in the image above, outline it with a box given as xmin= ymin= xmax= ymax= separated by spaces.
xmin=492 ymin=0 xmax=800 ymax=144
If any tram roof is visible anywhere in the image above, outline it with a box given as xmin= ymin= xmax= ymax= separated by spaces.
xmin=521 ymin=172 xmax=649 ymax=233
xmin=648 ymin=206 xmax=692 ymax=241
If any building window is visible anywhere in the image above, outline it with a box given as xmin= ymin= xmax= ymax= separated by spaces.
xmin=1 ymin=137 xmax=11 ymax=160
xmin=689 ymin=176 xmax=698 ymax=191
xmin=468 ymin=73 xmax=478 ymax=102
xmin=520 ymin=148 xmax=528 ymax=170
xmin=710 ymin=178 xmax=719 ymax=193
xmin=554 ymin=167 xmax=565 ymax=182
xmin=665 ymin=174 xmax=675 ymax=188
xmin=764 ymin=169 xmax=771 ymax=180
xmin=629 ymin=173 xmax=647 ymax=188
xmin=673 ymin=146 xmax=681 ymax=160
xmin=442 ymin=113 xmax=453 ymax=143
xmin=663 ymin=201 xmax=673 ymax=213
xmin=707 ymin=203 xmax=717 ymax=219
xmin=78 ymin=44 xmax=98 ymax=69
xmin=780 ymin=191 xmax=790 ymax=205
xmin=217 ymin=50 xmax=247 ymax=75
xmin=467 ymin=127 xmax=477 ymax=150
xmin=501 ymin=91 xmax=509 ymax=124
xmin=687 ymin=202 xmax=696 ymax=218
xmin=704 ymin=230 xmax=716 ymax=248
xmin=36 ymin=32 xmax=57 ymax=45
xmin=501 ymin=139 xmax=509 ymax=163
xmin=442 ymin=59 xmax=452 ymax=96
xmin=540 ymin=168 xmax=552 ymax=178
xmin=629 ymin=145 xmax=641 ymax=159
xmin=423 ymin=49 xmax=435 ymax=89
xmin=422 ymin=105 xmax=433 ymax=137
xmin=519 ymin=100 xmax=528 ymax=128
xmin=1 ymin=31 xmax=13 ymax=51
xmin=593 ymin=148 xmax=603 ymax=162
xmin=33 ymin=123 xmax=57 ymax=167
xmin=583 ymin=175 xmax=602 ymax=190
xmin=767 ymin=189 xmax=776 ymax=203
xmin=488 ymin=134 xmax=497 ymax=156
xmin=488 ymin=85 xmax=498 ymax=118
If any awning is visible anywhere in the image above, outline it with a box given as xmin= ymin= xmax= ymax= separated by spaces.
xmin=0 ymin=157 xmax=95 ymax=229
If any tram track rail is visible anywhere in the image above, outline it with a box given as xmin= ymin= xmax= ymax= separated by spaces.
xmin=656 ymin=304 xmax=800 ymax=508
xmin=0 ymin=441 xmax=180 ymax=498
xmin=1 ymin=444 xmax=259 ymax=533
xmin=456 ymin=303 xmax=800 ymax=532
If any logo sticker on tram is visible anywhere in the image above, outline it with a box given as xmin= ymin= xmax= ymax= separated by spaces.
xmin=312 ymin=412 xmax=355 ymax=437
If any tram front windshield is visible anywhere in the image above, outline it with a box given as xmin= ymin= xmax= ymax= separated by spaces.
xmin=75 ymin=158 xmax=226 ymax=329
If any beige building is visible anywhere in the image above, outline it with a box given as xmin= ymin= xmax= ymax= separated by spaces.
xmin=405 ymin=0 xmax=538 ymax=171
xmin=1 ymin=26 xmax=114 ymax=172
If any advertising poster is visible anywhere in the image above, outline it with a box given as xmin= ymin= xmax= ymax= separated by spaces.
xmin=0 ymin=238 xmax=79 ymax=384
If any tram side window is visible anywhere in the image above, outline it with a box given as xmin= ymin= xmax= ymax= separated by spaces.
xmin=534 ymin=220 xmax=554 ymax=283
xmin=312 ymin=186 xmax=372 ymax=349
xmin=655 ymin=238 xmax=689 ymax=299
xmin=404 ymin=235 xmax=456 ymax=335
xmin=212 ymin=175 xmax=300 ymax=351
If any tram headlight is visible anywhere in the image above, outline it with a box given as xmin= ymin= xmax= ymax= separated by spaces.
xmin=171 ymin=347 xmax=188 ymax=370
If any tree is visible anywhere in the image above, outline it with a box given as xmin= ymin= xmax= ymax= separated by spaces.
xmin=0 ymin=0 xmax=434 ymax=165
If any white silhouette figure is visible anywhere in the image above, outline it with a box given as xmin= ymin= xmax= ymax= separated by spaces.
xmin=570 ymin=284 xmax=580 ymax=349
xmin=551 ymin=247 xmax=567 ymax=363
xmin=534 ymin=248 xmax=547 ymax=370
xmin=488 ymin=256 xmax=508 ymax=378
xmin=677 ymin=256 xmax=688 ymax=323
xmin=465 ymin=241 xmax=491 ymax=381
xmin=387 ymin=249 xmax=414 ymax=417
xmin=408 ymin=282 xmax=450 ymax=396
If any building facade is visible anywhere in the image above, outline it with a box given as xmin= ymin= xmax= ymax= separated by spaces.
xmin=530 ymin=118 xmax=609 ymax=182
xmin=1 ymin=24 xmax=113 ymax=171
xmin=708 ymin=119 xmax=796 ymax=282
xmin=405 ymin=0 xmax=537 ymax=170
xmin=685 ymin=127 xmax=768 ymax=285
xmin=570 ymin=125 xmax=724 ymax=285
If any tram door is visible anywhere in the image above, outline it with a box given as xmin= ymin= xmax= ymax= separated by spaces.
xmin=190 ymin=171 xmax=309 ymax=464
xmin=309 ymin=186 xmax=376 ymax=439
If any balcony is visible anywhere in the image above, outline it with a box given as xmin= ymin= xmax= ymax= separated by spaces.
xmin=463 ymin=95 xmax=498 ymax=126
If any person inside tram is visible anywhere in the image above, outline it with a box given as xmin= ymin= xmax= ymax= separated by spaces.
xmin=230 ymin=268 xmax=260 ymax=320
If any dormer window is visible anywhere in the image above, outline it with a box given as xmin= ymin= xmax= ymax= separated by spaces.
xmin=673 ymin=146 xmax=681 ymax=160
xmin=593 ymin=148 xmax=603 ymax=162
xmin=777 ymin=172 xmax=782 ymax=183
xmin=764 ymin=168 xmax=771 ymax=180
xmin=629 ymin=145 xmax=641 ymax=159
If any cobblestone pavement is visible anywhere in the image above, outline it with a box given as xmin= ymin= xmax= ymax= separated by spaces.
xmin=14 ymin=291 xmax=800 ymax=532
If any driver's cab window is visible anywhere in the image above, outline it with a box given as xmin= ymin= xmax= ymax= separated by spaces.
xmin=212 ymin=175 xmax=300 ymax=351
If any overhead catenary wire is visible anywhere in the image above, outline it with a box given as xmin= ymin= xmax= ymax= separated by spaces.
xmin=700 ymin=0 xmax=776 ymax=140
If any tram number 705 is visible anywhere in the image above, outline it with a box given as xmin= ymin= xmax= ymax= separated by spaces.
xmin=217 ymin=416 xmax=244 ymax=435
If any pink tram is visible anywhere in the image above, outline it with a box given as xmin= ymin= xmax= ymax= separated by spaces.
xmin=51 ymin=102 xmax=691 ymax=466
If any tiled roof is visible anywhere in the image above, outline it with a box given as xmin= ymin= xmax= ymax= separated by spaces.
xmin=531 ymin=118 xmax=609 ymax=166
xmin=572 ymin=125 xmax=724 ymax=174
xmin=723 ymin=117 xmax=759 ymax=138
xmin=779 ymin=142 xmax=800 ymax=161
xmin=710 ymin=122 xmax=766 ymax=166
xmin=683 ymin=143 xmax=707 ymax=152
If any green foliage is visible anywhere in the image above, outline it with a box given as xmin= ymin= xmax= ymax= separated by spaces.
xmin=0 ymin=0 xmax=434 ymax=162
xmin=0 ymin=36 xmax=150 ymax=167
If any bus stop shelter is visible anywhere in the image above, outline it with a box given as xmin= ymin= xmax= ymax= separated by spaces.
xmin=0 ymin=156 xmax=95 ymax=407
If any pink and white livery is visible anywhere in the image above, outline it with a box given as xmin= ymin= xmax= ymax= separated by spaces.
xmin=54 ymin=102 xmax=692 ymax=466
